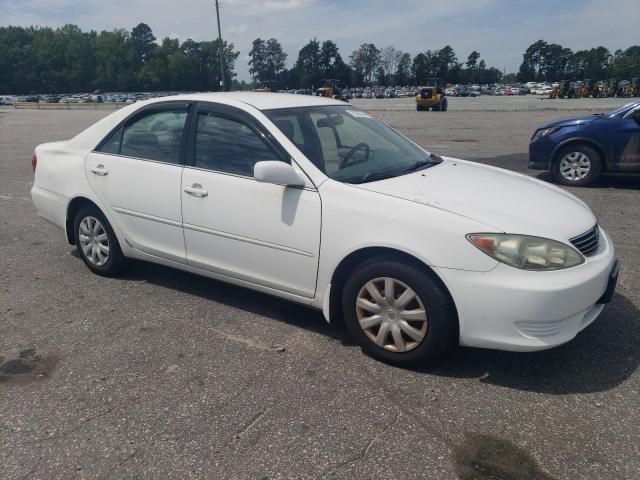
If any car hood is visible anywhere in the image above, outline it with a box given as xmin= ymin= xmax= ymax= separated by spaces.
xmin=542 ymin=115 xmax=600 ymax=128
xmin=356 ymin=158 xmax=596 ymax=241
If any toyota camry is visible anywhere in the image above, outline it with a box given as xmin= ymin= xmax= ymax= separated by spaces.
xmin=31 ymin=93 xmax=619 ymax=366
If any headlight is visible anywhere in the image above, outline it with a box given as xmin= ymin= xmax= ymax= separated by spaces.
xmin=467 ymin=234 xmax=584 ymax=271
xmin=531 ymin=127 xmax=561 ymax=142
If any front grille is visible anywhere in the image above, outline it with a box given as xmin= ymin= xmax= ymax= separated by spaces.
xmin=570 ymin=225 xmax=600 ymax=256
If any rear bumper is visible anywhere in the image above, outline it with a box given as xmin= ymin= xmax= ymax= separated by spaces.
xmin=435 ymin=228 xmax=617 ymax=352
xmin=31 ymin=185 xmax=68 ymax=232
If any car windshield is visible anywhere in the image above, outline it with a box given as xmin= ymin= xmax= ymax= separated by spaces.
xmin=264 ymin=105 xmax=441 ymax=184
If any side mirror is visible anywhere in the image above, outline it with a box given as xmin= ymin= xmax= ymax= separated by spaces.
xmin=254 ymin=161 xmax=306 ymax=187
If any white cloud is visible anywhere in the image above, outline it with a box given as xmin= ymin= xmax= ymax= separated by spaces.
xmin=228 ymin=24 xmax=248 ymax=35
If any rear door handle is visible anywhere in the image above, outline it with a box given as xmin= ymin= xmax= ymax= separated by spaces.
xmin=91 ymin=164 xmax=109 ymax=176
xmin=184 ymin=184 xmax=208 ymax=198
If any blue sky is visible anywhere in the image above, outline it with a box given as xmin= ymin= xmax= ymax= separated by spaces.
xmin=2 ymin=0 xmax=637 ymax=81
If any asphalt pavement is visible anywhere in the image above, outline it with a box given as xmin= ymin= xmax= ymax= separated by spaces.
xmin=1 ymin=97 xmax=639 ymax=479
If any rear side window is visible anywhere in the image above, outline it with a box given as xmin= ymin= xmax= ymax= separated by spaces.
xmin=194 ymin=112 xmax=280 ymax=176
xmin=99 ymin=128 xmax=122 ymax=154
xmin=97 ymin=107 xmax=188 ymax=164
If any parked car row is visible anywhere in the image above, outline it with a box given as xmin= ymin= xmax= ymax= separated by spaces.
xmin=0 ymin=92 xmax=178 ymax=105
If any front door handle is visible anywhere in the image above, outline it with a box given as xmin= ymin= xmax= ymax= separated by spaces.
xmin=184 ymin=184 xmax=208 ymax=198
xmin=91 ymin=164 xmax=109 ymax=176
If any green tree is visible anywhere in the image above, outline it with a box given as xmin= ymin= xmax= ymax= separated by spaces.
xmin=350 ymin=43 xmax=380 ymax=85
xmin=131 ymin=23 xmax=156 ymax=64
xmin=248 ymin=38 xmax=286 ymax=84
xmin=466 ymin=50 xmax=480 ymax=69
xmin=395 ymin=52 xmax=412 ymax=85
xmin=411 ymin=53 xmax=429 ymax=85
xmin=435 ymin=45 xmax=457 ymax=80
xmin=295 ymin=38 xmax=322 ymax=88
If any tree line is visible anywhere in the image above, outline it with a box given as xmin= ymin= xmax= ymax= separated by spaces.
xmin=1 ymin=22 xmax=639 ymax=94
xmin=518 ymin=40 xmax=640 ymax=82
xmin=0 ymin=23 xmax=239 ymax=94
xmin=249 ymin=39 xmax=504 ymax=89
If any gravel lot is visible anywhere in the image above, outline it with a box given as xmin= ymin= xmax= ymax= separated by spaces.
xmin=1 ymin=96 xmax=639 ymax=480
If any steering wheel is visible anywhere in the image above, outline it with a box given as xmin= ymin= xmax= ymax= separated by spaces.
xmin=339 ymin=143 xmax=371 ymax=169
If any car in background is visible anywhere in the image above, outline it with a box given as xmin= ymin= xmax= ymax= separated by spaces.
xmin=529 ymin=101 xmax=640 ymax=186
xmin=31 ymin=92 xmax=618 ymax=366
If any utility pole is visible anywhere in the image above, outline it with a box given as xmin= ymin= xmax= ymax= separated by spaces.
xmin=215 ymin=0 xmax=226 ymax=91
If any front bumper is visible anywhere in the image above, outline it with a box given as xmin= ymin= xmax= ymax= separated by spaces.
xmin=528 ymin=137 xmax=555 ymax=170
xmin=435 ymin=228 xmax=617 ymax=352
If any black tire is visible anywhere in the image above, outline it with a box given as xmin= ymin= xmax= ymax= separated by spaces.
xmin=551 ymin=144 xmax=602 ymax=187
xmin=416 ymin=105 xmax=422 ymax=111
xmin=434 ymin=101 xmax=442 ymax=111
xmin=74 ymin=205 xmax=127 ymax=276
xmin=341 ymin=256 xmax=457 ymax=367
xmin=441 ymin=99 xmax=448 ymax=111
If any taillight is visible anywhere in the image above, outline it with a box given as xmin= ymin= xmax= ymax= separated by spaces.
xmin=32 ymin=153 xmax=37 ymax=173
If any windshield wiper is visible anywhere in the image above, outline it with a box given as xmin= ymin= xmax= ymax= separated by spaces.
xmin=349 ymin=170 xmax=399 ymax=184
xmin=347 ymin=155 xmax=443 ymax=184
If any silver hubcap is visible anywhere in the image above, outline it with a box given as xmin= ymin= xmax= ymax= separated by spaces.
xmin=559 ymin=152 xmax=591 ymax=181
xmin=78 ymin=216 xmax=110 ymax=267
xmin=356 ymin=277 xmax=428 ymax=353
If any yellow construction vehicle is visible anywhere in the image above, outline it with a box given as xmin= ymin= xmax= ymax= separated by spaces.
xmin=625 ymin=78 xmax=639 ymax=97
xmin=415 ymin=78 xmax=448 ymax=111
xmin=582 ymin=79 xmax=598 ymax=98
xmin=316 ymin=79 xmax=348 ymax=101
xmin=254 ymin=80 xmax=279 ymax=93
xmin=603 ymin=79 xmax=619 ymax=97
xmin=549 ymin=81 xmax=576 ymax=99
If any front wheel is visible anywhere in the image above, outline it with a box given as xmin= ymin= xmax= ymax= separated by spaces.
xmin=74 ymin=205 xmax=127 ymax=276
xmin=552 ymin=145 xmax=602 ymax=187
xmin=341 ymin=258 xmax=457 ymax=367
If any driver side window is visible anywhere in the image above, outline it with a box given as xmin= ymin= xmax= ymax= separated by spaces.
xmin=194 ymin=112 xmax=281 ymax=177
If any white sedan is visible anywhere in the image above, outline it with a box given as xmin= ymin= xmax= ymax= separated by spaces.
xmin=31 ymin=93 xmax=619 ymax=366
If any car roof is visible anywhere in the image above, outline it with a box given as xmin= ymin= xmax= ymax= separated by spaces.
xmin=148 ymin=92 xmax=346 ymax=111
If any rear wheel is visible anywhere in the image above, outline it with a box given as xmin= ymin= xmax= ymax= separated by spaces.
xmin=74 ymin=205 xmax=126 ymax=276
xmin=341 ymin=257 xmax=457 ymax=367
xmin=441 ymin=98 xmax=448 ymax=111
xmin=552 ymin=144 xmax=602 ymax=187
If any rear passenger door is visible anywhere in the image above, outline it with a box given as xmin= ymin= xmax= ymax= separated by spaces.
xmin=85 ymin=102 xmax=191 ymax=263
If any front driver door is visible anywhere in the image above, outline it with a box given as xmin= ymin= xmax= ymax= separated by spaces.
xmin=181 ymin=103 xmax=321 ymax=298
